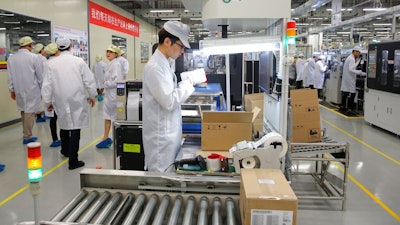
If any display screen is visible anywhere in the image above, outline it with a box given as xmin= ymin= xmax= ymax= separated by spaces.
xmin=117 ymin=83 xmax=125 ymax=89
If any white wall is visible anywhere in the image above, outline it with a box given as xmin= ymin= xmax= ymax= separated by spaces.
xmin=0 ymin=0 xmax=159 ymax=124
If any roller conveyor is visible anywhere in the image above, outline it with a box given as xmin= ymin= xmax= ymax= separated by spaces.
xmin=20 ymin=169 xmax=241 ymax=225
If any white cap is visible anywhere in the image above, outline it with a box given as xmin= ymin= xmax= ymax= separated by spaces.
xmin=353 ymin=46 xmax=362 ymax=52
xmin=44 ymin=43 xmax=58 ymax=55
xmin=119 ymin=49 xmax=125 ymax=56
xmin=106 ymin=44 xmax=119 ymax=53
xmin=318 ymin=55 xmax=326 ymax=60
xmin=298 ymin=53 xmax=304 ymax=57
xmin=163 ymin=21 xmax=191 ymax=49
xmin=33 ymin=43 xmax=44 ymax=54
xmin=19 ymin=36 xmax=34 ymax=47
xmin=56 ymin=36 xmax=71 ymax=50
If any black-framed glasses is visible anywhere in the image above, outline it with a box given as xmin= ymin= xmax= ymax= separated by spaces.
xmin=170 ymin=38 xmax=185 ymax=50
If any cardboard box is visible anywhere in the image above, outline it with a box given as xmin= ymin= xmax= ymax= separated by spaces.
xmin=201 ymin=111 xmax=253 ymax=151
xmin=240 ymin=169 xmax=297 ymax=225
xmin=244 ymin=93 xmax=264 ymax=123
xmin=290 ymin=89 xmax=321 ymax=143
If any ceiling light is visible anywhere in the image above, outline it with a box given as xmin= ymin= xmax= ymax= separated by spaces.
xmin=363 ymin=8 xmax=387 ymax=11
xmin=0 ymin=13 xmax=14 ymax=16
xmin=26 ymin=20 xmax=43 ymax=24
xmin=337 ymin=31 xmax=350 ymax=34
xmin=3 ymin=21 xmax=20 ymax=24
xmin=150 ymin=9 xmax=174 ymax=13
xmin=37 ymin=34 xmax=50 ymax=37
xmin=190 ymin=18 xmax=202 ymax=21
xmin=321 ymin=23 xmax=331 ymax=26
xmin=353 ymin=28 xmax=368 ymax=31
xmin=377 ymin=31 xmax=389 ymax=34
xmin=373 ymin=23 xmax=392 ymax=26
xmin=0 ymin=28 xmax=6 ymax=30
xmin=374 ymin=27 xmax=391 ymax=30
xmin=326 ymin=8 xmax=352 ymax=11
xmin=161 ymin=18 xmax=180 ymax=21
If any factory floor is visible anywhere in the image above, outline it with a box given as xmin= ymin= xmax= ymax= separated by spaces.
xmin=0 ymin=101 xmax=400 ymax=225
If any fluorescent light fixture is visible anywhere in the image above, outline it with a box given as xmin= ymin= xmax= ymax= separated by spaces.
xmin=11 ymin=27 xmax=21 ymax=30
xmin=373 ymin=23 xmax=392 ymax=26
xmin=0 ymin=27 xmax=6 ymax=30
xmin=200 ymin=35 xmax=281 ymax=55
xmin=3 ymin=21 xmax=20 ymax=24
xmin=161 ymin=18 xmax=180 ymax=21
xmin=26 ymin=20 xmax=43 ymax=24
xmin=353 ymin=28 xmax=368 ymax=31
xmin=37 ymin=34 xmax=50 ymax=37
xmin=374 ymin=27 xmax=391 ymax=30
xmin=309 ymin=17 xmax=325 ymax=20
xmin=190 ymin=18 xmax=202 ymax=21
xmin=363 ymin=8 xmax=387 ymax=11
xmin=326 ymin=8 xmax=352 ymax=11
xmin=150 ymin=9 xmax=174 ymax=13
xmin=359 ymin=32 xmax=371 ymax=34
xmin=337 ymin=31 xmax=350 ymax=34
xmin=297 ymin=23 xmax=310 ymax=26
xmin=377 ymin=31 xmax=389 ymax=34
xmin=321 ymin=23 xmax=331 ymax=26
xmin=0 ymin=13 xmax=14 ymax=16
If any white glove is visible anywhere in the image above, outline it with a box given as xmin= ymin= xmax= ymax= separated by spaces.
xmin=181 ymin=69 xmax=207 ymax=86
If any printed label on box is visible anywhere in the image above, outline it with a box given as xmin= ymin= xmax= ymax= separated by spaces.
xmin=251 ymin=209 xmax=293 ymax=225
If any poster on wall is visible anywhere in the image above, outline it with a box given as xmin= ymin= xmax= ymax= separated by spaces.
xmin=140 ymin=42 xmax=149 ymax=63
xmin=53 ymin=25 xmax=89 ymax=64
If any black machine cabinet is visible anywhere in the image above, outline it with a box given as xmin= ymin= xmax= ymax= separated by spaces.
xmin=368 ymin=41 xmax=400 ymax=94
xmin=113 ymin=121 xmax=145 ymax=171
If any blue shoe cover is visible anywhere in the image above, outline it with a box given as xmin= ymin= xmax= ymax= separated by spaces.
xmin=96 ymin=138 xmax=112 ymax=148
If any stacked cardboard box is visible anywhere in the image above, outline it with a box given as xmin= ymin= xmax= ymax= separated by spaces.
xmin=240 ymin=169 xmax=298 ymax=225
xmin=290 ymin=89 xmax=321 ymax=143
xmin=244 ymin=93 xmax=264 ymax=133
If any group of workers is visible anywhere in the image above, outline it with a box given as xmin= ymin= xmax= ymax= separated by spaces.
xmin=7 ymin=20 xmax=204 ymax=173
xmin=294 ymin=46 xmax=366 ymax=114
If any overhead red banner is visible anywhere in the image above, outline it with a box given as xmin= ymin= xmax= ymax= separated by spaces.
xmin=89 ymin=1 xmax=140 ymax=37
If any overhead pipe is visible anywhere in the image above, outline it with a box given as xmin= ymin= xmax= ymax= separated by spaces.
xmin=291 ymin=0 xmax=332 ymax=17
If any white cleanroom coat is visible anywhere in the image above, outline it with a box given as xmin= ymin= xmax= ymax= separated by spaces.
xmin=142 ymin=49 xmax=195 ymax=172
xmin=41 ymin=51 xmax=97 ymax=130
xmin=295 ymin=58 xmax=307 ymax=82
xmin=93 ymin=61 xmax=107 ymax=89
xmin=302 ymin=58 xmax=316 ymax=87
xmin=7 ymin=49 xmax=43 ymax=113
xmin=341 ymin=54 xmax=362 ymax=93
xmin=103 ymin=59 xmax=123 ymax=120
xmin=313 ymin=60 xmax=327 ymax=89
xmin=117 ymin=56 xmax=129 ymax=79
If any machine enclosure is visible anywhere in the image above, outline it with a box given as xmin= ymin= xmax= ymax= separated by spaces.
xmin=240 ymin=169 xmax=298 ymax=225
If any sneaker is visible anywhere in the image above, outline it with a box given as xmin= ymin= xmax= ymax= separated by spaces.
xmin=43 ymin=116 xmax=51 ymax=120
xmin=36 ymin=118 xmax=46 ymax=123
xmin=0 ymin=164 xmax=5 ymax=172
xmin=50 ymin=140 xmax=62 ymax=147
xmin=96 ymin=138 xmax=112 ymax=148
xmin=23 ymin=137 xmax=38 ymax=144
xmin=69 ymin=161 xmax=85 ymax=170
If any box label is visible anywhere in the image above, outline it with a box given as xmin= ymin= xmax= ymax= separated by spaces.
xmin=251 ymin=209 xmax=293 ymax=225
xmin=123 ymin=143 xmax=141 ymax=153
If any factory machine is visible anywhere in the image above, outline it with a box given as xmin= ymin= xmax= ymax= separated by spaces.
xmin=19 ymin=169 xmax=242 ymax=225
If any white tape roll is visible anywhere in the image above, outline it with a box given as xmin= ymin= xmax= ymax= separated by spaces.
xmin=241 ymin=157 xmax=256 ymax=169
xmin=263 ymin=132 xmax=288 ymax=158
xmin=206 ymin=158 xmax=221 ymax=172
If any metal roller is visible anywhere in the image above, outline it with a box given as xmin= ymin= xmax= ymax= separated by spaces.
xmin=225 ymin=197 xmax=237 ymax=225
xmin=212 ymin=197 xmax=222 ymax=225
xmin=121 ymin=193 xmax=146 ymax=225
xmin=151 ymin=195 xmax=171 ymax=225
xmin=50 ymin=190 xmax=88 ymax=222
xmin=197 ymin=196 xmax=209 ymax=225
xmin=182 ymin=196 xmax=196 ymax=225
xmin=93 ymin=192 xmax=122 ymax=225
xmin=78 ymin=191 xmax=111 ymax=223
xmin=167 ymin=195 xmax=183 ymax=225
xmin=107 ymin=193 xmax=134 ymax=225
xmin=64 ymin=190 xmax=99 ymax=222
xmin=137 ymin=194 xmax=159 ymax=225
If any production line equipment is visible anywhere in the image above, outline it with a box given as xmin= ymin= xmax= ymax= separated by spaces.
xmin=18 ymin=169 xmax=242 ymax=225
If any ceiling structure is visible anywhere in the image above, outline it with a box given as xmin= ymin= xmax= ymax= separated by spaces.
xmin=108 ymin=0 xmax=400 ymax=45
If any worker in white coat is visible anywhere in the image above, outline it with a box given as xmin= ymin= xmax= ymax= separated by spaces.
xmin=93 ymin=55 xmax=107 ymax=101
xmin=295 ymin=53 xmax=307 ymax=89
xmin=7 ymin=36 xmax=44 ymax=144
xmin=117 ymin=49 xmax=129 ymax=80
xmin=314 ymin=55 xmax=327 ymax=98
xmin=142 ymin=21 xmax=206 ymax=172
xmin=41 ymin=36 xmax=97 ymax=170
xmin=340 ymin=46 xmax=366 ymax=114
xmin=33 ymin=43 xmax=48 ymax=123
xmin=302 ymin=55 xmax=318 ymax=88
xmin=96 ymin=45 xmax=124 ymax=148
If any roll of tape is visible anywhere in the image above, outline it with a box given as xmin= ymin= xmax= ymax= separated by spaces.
xmin=207 ymin=158 xmax=221 ymax=172
xmin=241 ymin=157 xmax=256 ymax=169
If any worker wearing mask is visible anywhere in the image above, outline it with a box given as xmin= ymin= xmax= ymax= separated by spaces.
xmin=142 ymin=21 xmax=206 ymax=172
xmin=7 ymin=36 xmax=44 ymax=144
xmin=41 ymin=37 xmax=97 ymax=170
xmin=314 ymin=55 xmax=327 ymax=99
xmin=340 ymin=46 xmax=366 ymax=114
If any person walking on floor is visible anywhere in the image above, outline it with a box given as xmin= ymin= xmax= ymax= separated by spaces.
xmin=340 ymin=46 xmax=366 ymax=115
xmin=7 ymin=36 xmax=44 ymax=144
xmin=33 ymin=43 xmax=48 ymax=123
xmin=93 ymin=55 xmax=107 ymax=101
xmin=295 ymin=53 xmax=307 ymax=89
xmin=302 ymin=54 xmax=318 ymax=88
xmin=41 ymin=37 xmax=97 ymax=170
xmin=43 ymin=43 xmax=62 ymax=148
xmin=96 ymin=45 xmax=124 ymax=148
xmin=314 ymin=55 xmax=327 ymax=99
